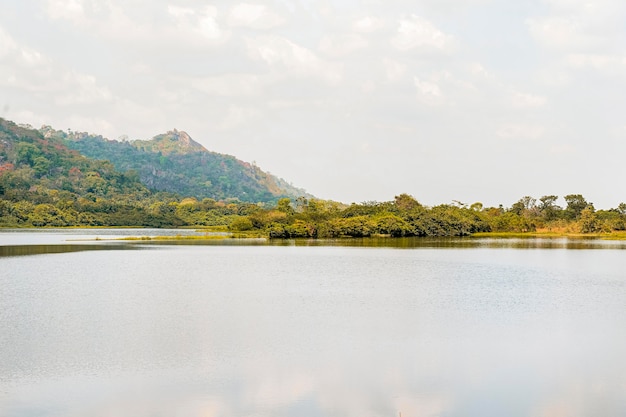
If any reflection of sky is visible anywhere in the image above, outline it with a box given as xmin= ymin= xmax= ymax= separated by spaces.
xmin=1 ymin=244 xmax=626 ymax=416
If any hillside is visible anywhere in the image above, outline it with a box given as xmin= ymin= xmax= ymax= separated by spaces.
xmin=0 ymin=118 xmax=149 ymax=202
xmin=42 ymin=127 xmax=311 ymax=203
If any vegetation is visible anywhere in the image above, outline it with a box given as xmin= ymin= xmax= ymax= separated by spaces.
xmin=2 ymin=118 xmax=626 ymax=238
xmin=226 ymin=194 xmax=626 ymax=239
xmin=40 ymin=126 xmax=310 ymax=204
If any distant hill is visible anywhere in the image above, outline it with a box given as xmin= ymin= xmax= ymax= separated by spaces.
xmin=0 ymin=118 xmax=149 ymax=202
xmin=42 ymin=127 xmax=311 ymax=203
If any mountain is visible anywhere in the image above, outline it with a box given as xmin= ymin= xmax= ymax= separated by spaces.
xmin=42 ymin=127 xmax=311 ymax=203
xmin=0 ymin=118 xmax=149 ymax=202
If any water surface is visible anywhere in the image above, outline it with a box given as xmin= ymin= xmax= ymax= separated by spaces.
xmin=1 ymin=230 xmax=626 ymax=416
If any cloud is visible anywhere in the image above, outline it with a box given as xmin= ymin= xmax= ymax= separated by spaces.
xmin=55 ymin=72 xmax=113 ymax=105
xmin=391 ymin=14 xmax=454 ymax=52
xmin=511 ymin=91 xmax=547 ymax=108
xmin=414 ymin=76 xmax=443 ymax=105
xmin=168 ymin=5 xmax=227 ymax=41
xmin=0 ymin=26 xmax=17 ymax=58
xmin=566 ymin=53 xmax=626 ymax=74
xmin=0 ymin=26 xmax=45 ymax=69
xmin=228 ymin=3 xmax=284 ymax=30
xmin=218 ymin=105 xmax=262 ymax=130
xmin=526 ymin=0 xmax=626 ymax=53
xmin=46 ymin=0 xmax=84 ymax=22
xmin=318 ymin=34 xmax=368 ymax=57
xmin=352 ymin=16 xmax=385 ymax=33
xmin=246 ymin=35 xmax=341 ymax=82
xmin=44 ymin=1 xmax=229 ymax=46
xmin=526 ymin=16 xmax=602 ymax=51
xmin=192 ymin=74 xmax=264 ymax=97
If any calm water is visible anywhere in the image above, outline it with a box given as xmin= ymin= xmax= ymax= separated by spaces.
xmin=1 ymin=230 xmax=626 ymax=417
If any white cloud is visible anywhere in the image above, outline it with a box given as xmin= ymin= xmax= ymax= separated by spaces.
xmin=318 ymin=34 xmax=368 ymax=57
xmin=55 ymin=72 xmax=113 ymax=105
xmin=0 ymin=26 xmax=17 ymax=58
xmin=566 ymin=53 xmax=626 ymax=73
xmin=169 ymin=5 xmax=226 ymax=41
xmin=167 ymin=5 xmax=195 ymax=20
xmin=228 ymin=3 xmax=284 ymax=30
xmin=526 ymin=0 xmax=625 ymax=54
xmin=391 ymin=15 xmax=453 ymax=52
xmin=468 ymin=62 xmax=491 ymax=79
xmin=414 ymin=76 xmax=443 ymax=105
xmin=247 ymin=35 xmax=341 ymax=82
xmin=218 ymin=105 xmax=261 ymax=130
xmin=192 ymin=74 xmax=264 ymax=97
xmin=511 ymin=91 xmax=547 ymax=108
xmin=46 ymin=0 xmax=84 ymax=22
xmin=352 ymin=16 xmax=385 ymax=33
xmin=526 ymin=16 xmax=601 ymax=50
xmin=0 ymin=26 xmax=46 ymax=69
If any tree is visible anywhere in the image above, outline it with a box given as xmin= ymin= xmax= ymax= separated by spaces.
xmin=579 ymin=206 xmax=599 ymax=233
xmin=538 ymin=195 xmax=560 ymax=221
xmin=276 ymin=198 xmax=294 ymax=215
xmin=511 ymin=196 xmax=536 ymax=216
xmin=16 ymin=143 xmax=42 ymax=166
xmin=564 ymin=194 xmax=589 ymax=220
xmin=229 ymin=217 xmax=253 ymax=231
xmin=394 ymin=193 xmax=421 ymax=212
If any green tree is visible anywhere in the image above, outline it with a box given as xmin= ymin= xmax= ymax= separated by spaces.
xmin=276 ymin=198 xmax=294 ymax=215
xmin=579 ymin=206 xmax=599 ymax=233
xmin=538 ymin=195 xmax=560 ymax=221
xmin=511 ymin=196 xmax=536 ymax=216
xmin=15 ymin=143 xmax=42 ymax=166
xmin=229 ymin=216 xmax=254 ymax=231
xmin=564 ymin=194 xmax=589 ymax=220
xmin=394 ymin=193 xmax=421 ymax=212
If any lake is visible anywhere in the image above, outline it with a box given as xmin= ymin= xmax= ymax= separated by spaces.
xmin=1 ymin=229 xmax=626 ymax=417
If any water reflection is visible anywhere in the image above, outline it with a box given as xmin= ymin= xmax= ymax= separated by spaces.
xmin=2 ymin=234 xmax=626 ymax=416
xmin=3 ymin=228 xmax=626 ymax=251
xmin=0 ymin=243 xmax=142 ymax=257
xmin=267 ymin=236 xmax=626 ymax=249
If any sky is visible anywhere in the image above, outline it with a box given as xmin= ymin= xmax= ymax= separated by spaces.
xmin=1 ymin=0 xmax=626 ymax=208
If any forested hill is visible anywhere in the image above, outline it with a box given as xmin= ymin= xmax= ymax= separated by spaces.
xmin=42 ymin=126 xmax=311 ymax=203
xmin=0 ymin=118 xmax=149 ymax=201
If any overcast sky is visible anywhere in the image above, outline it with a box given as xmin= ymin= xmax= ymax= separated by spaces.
xmin=2 ymin=0 xmax=626 ymax=208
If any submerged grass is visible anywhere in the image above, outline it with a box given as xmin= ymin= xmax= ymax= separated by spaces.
xmin=118 ymin=235 xmax=232 ymax=241
xmin=117 ymin=230 xmax=267 ymax=241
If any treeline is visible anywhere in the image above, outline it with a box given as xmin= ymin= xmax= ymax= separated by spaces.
xmin=2 ymin=185 xmax=625 ymax=236
xmin=0 ymin=192 xmax=256 ymax=228
xmin=228 ymin=194 xmax=626 ymax=238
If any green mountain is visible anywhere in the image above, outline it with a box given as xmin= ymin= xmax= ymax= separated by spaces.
xmin=0 ymin=118 xmax=149 ymax=202
xmin=42 ymin=127 xmax=311 ymax=203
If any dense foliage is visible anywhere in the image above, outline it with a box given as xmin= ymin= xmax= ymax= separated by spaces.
xmin=228 ymin=194 xmax=626 ymax=238
xmin=41 ymin=127 xmax=309 ymax=204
